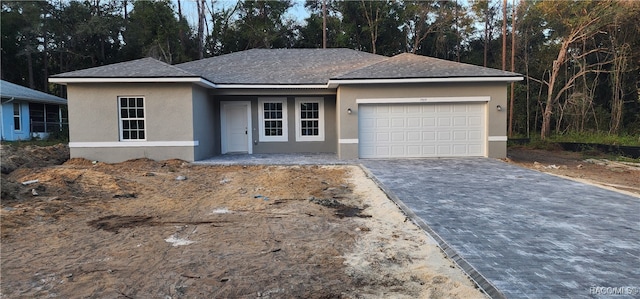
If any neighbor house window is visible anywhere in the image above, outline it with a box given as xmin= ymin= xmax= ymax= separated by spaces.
xmin=258 ymin=98 xmax=287 ymax=142
xmin=118 ymin=96 xmax=146 ymax=140
xmin=295 ymin=98 xmax=324 ymax=142
xmin=13 ymin=103 xmax=21 ymax=131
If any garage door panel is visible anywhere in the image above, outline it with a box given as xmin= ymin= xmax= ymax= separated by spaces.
xmin=438 ymin=131 xmax=451 ymax=141
xmin=407 ymin=131 xmax=421 ymax=141
xmin=376 ymin=132 xmax=390 ymax=142
xmin=407 ymin=117 xmax=421 ymax=127
xmin=391 ymin=118 xmax=405 ymax=127
xmin=423 ymin=117 xmax=436 ymax=127
xmin=359 ymin=102 xmax=486 ymax=158
xmin=391 ymin=132 xmax=405 ymax=142
xmin=469 ymin=116 xmax=482 ymax=126
xmin=376 ymin=119 xmax=390 ymax=128
xmin=453 ymin=131 xmax=466 ymax=141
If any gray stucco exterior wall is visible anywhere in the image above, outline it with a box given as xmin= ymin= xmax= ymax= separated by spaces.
xmin=216 ymin=94 xmax=337 ymax=154
xmin=66 ymin=83 xmax=198 ymax=162
xmin=192 ymin=85 xmax=218 ymax=160
xmin=336 ymin=82 xmax=509 ymax=159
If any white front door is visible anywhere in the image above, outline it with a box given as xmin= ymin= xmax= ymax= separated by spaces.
xmin=222 ymin=102 xmax=251 ymax=153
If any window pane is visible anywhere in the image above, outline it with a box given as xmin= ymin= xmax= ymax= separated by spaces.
xmin=138 ymin=120 xmax=144 ymax=129
xmin=123 ymin=131 xmax=130 ymax=139
xmin=121 ymin=109 xmax=128 ymax=118
xmin=121 ymin=98 xmax=128 ymax=107
xmin=131 ymin=121 xmax=137 ymax=129
xmin=138 ymin=131 xmax=145 ymax=139
xmin=137 ymin=109 xmax=144 ymax=118
xmin=123 ymin=120 xmax=130 ymax=129
xmin=129 ymin=109 xmax=137 ymax=118
xmin=13 ymin=103 xmax=19 ymax=115
xmin=128 ymin=98 xmax=135 ymax=107
xmin=14 ymin=117 xmax=20 ymax=130
xmin=136 ymin=98 xmax=143 ymax=107
xmin=131 ymin=131 xmax=138 ymax=139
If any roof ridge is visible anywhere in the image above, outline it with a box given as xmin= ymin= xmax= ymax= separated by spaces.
xmin=155 ymin=57 xmax=200 ymax=76
xmin=331 ymin=54 xmax=393 ymax=79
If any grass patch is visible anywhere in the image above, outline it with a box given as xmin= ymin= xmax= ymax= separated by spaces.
xmin=547 ymin=132 xmax=640 ymax=146
xmin=1 ymin=139 xmax=67 ymax=148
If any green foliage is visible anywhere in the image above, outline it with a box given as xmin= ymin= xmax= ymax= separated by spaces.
xmin=123 ymin=0 xmax=195 ymax=63
xmin=1 ymin=138 xmax=67 ymax=148
xmin=547 ymin=132 xmax=640 ymax=146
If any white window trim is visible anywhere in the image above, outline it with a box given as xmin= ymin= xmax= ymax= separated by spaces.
xmin=295 ymin=97 xmax=324 ymax=142
xmin=13 ymin=103 xmax=21 ymax=131
xmin=118 ymin=96 xmax=147 ymax=141
xmin=258 ymin=98 xmax=288 ymax=142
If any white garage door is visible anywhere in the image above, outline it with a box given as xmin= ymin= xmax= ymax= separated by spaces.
xmin=359 ymin=102 xmax=485 ymax=158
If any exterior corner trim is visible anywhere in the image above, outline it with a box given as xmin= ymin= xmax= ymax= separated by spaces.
xmin=339 ymin=139 xmax=359 ymax=144
xmin=488 ymin=136 xmax=508 ymax=142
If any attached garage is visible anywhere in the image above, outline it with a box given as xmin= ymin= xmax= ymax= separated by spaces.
xmin=357 ymin=98 xmax=486 ymax=158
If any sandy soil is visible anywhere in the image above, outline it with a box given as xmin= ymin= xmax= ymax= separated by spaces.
xmin=507 ymin=147 xmax=640 ymax=197
xmin=1 ymin=145 xmax=484 ymax=298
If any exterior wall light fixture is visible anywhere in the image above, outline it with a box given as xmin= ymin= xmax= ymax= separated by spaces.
xmin=496 ymin=105 xmax=503 ymax=111
xmin=347 ymin=108 xmax=352 ymax=114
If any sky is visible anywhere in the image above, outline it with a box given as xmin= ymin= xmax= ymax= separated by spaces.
xmin=174 ymin=0 xmax=312 ymax=29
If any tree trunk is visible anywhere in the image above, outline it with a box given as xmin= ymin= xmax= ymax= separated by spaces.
xmin=501 ymin=0 xmax=507 ymax=71
xmin=483 ymin=8 xmax=488 ymax=67
xmin=541 ymin=40 xmax=570 ymax=139
xmin=508 ymin=0 xmax=517 ymax=137
xmin=197 ymin=0 xmax=205 ymax=59
xmin=322 ymin=0 xmax=326 ymax=49
xmin=27 ymin=52 xmax=35 ymax=89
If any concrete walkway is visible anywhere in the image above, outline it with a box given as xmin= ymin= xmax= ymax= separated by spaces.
xmin=194 ymin=153 xmax=354 ymax=166
xmin=362 ymin=158 xmax=640 ymax=299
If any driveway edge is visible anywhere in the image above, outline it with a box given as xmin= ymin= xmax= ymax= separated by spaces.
xmin=358 ymin=164 xmax=506 ymax=299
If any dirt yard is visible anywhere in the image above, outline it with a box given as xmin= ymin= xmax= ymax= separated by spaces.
xmin=507 ymin=146 xmax=640 ymax=196
xmin=1 ymin=145 xmax=483 ymax=298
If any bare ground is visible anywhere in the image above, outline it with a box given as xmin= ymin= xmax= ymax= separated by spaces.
xmin=507 ymin=146 xmax=640 ymax=197
xmin=1 ymin=145 xmax=483 ymax=298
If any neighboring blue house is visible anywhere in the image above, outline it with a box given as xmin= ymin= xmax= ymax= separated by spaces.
xmin=1 ymin=80 xmax=67 ymax=141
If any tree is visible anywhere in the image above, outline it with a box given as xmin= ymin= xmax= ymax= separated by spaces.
xmin=223 ymin=0 xmax=294 ymax=51
xmin=470 ymin=0 xmax=499 ymax=67
xmin=336 ymin=0 xmax=403 ymax=56
xmin=536 ymin=0 xmax=618 ymax=139
xmin=122 ymin=0 xmax=194 ymax=63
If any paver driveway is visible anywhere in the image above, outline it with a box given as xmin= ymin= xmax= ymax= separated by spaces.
xmin=362 ymin=158 xmax=639 ymax=299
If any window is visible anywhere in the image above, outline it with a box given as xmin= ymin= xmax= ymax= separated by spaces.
xmin=29 ymin=103 xmax=61 ymax=133
xmin=118 ymin=96 xmax=146 ymax=140
xmin=258 ymin=98 xmax=287 ymax=141
xmin=295 ymin=98 xmax=324 ymax=142
xmin=13 ymin=103 xmax=21 ymax=131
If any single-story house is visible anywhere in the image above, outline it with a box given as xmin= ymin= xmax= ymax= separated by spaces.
xmin=1 ymin=80 xmax=67 ymax=141
xmin=49 ymin=49 xmax=522 ymax=162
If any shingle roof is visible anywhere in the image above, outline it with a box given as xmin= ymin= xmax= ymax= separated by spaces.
xmin=50 ymin=50 xmax=522 ymax=85
xmin=175 ymin=48 xmax=387 ymax=85
xmin=0 ymin=80 xmax=67 ymax=104
xmin=51 ymin=57 xmax=199 ymax=78
xmin=333 ymin=53 xmax=520 ymax=80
